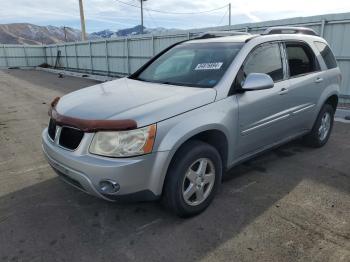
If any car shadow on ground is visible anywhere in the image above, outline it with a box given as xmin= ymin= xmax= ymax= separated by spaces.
xmin=1 ymin=129 xmax=349 ymax=262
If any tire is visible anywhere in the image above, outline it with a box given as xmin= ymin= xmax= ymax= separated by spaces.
xmin=303 ymin=103 xmax=335 ymax=148
xmin=162 ymin=140 xmax=222 ymax=217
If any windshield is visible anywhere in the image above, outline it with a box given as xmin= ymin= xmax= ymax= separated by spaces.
xmin=134 ymin=42 xmax=243 ymax=88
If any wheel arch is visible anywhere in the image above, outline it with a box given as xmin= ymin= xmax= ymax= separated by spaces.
xmin=151 ymin=97 xmax=238 ymax=196
xmin=311 ymin=87 xmax=339 ymax=130
xmin=158 ymin=127 xmax=230 ymax=196
xmin=324 ymin=94 xmax=338 ymax=111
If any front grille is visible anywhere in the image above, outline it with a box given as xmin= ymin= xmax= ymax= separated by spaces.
xmin=59 ymin=127 xmax=84 ymax=150
xmin=48 ymin=118 xmax=56 ymax=140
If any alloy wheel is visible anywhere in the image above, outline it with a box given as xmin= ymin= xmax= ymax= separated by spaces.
xmin=182 ymin=158 xmax=216 ymax=206
xmin=318 ymin=112 xmax=331 ymax=141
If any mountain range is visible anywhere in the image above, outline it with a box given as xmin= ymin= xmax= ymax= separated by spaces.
xmin=0 ymin=23 xmax=178 ymax=45
xmin=89 ymin=25 xmax=178 ymax=39
xmin=0 ymin=23 xmax=81 ymax=45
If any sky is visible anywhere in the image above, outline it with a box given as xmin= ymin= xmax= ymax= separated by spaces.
xmin=2 ymin=0 xmax=350 ymax=33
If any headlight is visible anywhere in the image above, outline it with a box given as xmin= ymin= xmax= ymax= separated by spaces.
xmin=89 ymin=124 xmax=156 ymax=157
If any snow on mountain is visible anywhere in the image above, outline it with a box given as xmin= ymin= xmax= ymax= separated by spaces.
xmin=0 ymin=23 xmax=81 ymax=45
xmin=89 ymin=25 xmax=180 ymax=39
xmin=0 ymin=23 xmax=180 ymax=45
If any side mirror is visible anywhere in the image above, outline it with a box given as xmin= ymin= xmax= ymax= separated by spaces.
xmin=242 ymin=73 xmax=274 ymax=91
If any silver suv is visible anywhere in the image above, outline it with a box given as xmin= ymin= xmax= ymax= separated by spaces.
xmin=42 ymin=27 xmax=341 ymax=217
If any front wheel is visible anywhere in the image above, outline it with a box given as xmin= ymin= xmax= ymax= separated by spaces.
xmin=303 ymin=104 xmax=334 ymax=147
xmin=162 ymin=140 xmax=222 ymax=217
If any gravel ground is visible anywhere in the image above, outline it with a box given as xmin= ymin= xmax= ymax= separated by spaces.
xmin=0 ymin=69 xmax=349 ymax=262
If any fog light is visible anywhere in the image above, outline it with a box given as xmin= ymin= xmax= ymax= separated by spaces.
xmin=99 ymin=180 xmax=120 ymax=194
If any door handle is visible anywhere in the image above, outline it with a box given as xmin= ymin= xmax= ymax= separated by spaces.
xmin=315 ymin=77 xmax=324 ymax=83
xmin=278 ymin=87 xmax=289 ymax=95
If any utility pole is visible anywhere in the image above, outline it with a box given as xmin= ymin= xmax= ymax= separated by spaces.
xmin=229 ymin=3 xmax=231 ymax=26
xmin=79 ymin=0 xmax=87 ymax=41
xmin=140 ymin=0 xmax=147 ymax=34
xmin=63 ymin=26 xmax=68 ymax=42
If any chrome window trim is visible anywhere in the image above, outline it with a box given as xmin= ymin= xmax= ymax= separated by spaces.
xmin=230 ymin=40 xmax=288 ymax=95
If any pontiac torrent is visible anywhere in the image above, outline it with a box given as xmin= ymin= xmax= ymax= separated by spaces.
xmin=42 ymin=27 xmax=341 ymax=217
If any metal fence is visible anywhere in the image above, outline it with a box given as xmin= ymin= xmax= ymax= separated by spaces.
xmin=44 ymin=34 xmax=191 ymax=77
xmin=0 ymin=44 xmax=45 ymax=68
xmin=0 ymin=12 xmax=350 ymax=101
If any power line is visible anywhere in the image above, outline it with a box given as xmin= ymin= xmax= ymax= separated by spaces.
xmin=145 ymin=9 xmax=159 ymax=28
xmin=217 ymin=7 xmax=229 ymax=26
xmin=112 ymin=0 xmax=228 ymax=15
xmin=124 ymin=0 xmax=138 ymax=4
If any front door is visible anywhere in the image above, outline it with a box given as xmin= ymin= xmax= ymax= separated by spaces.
xmin=235 ymin=42 xmax=294 ymax=157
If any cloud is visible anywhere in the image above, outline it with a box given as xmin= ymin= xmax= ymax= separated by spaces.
xmin=2 ymin=0 xmax=350 ymax=32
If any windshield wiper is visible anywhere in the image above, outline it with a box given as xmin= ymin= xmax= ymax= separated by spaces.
xmin=160 ymin=81 xmax=201 ymax=87
xmin=134 ymin=77 xmax=153 ymax=83
xmin=135 ymin=78 xmax=205 ymax=88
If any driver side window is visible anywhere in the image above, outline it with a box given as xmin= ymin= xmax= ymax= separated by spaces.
xmin=235 ymin=42 xmax=283 ymax=89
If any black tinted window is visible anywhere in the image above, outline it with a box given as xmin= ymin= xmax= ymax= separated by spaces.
xmin=243 ymin=43 xmax=283 ymax=82
xmin=285 ymin=43 xmax=319 ymax=77
xmin=314 ymin=41 xmax=337 ymax=69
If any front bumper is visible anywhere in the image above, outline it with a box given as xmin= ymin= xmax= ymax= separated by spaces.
xmin=42 ymin=128 xmax=170 ymax=201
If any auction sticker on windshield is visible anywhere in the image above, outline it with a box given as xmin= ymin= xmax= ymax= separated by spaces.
xmin=195 ymin=62 xmax=223 ymax=70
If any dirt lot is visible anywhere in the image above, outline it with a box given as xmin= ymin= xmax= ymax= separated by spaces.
xmin=0 ymin=69 xmax=349 ymax=262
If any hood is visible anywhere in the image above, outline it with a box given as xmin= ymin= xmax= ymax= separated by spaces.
xmin=56 ymin=78 xmax=216 ymax=126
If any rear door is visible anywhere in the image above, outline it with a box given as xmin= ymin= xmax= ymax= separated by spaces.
xmin=236 ymin=42 xmax=293 ymax=157
xmin=282 ymin=41 xmax=325 ymax=131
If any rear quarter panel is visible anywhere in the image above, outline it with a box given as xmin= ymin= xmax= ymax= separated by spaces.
xmin=315 ymin=67 xmax=341 ymax=114
xmin=307 ymin=38 xmax=341 ymax=128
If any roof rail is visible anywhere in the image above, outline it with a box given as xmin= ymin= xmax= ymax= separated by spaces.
xmin=194 ymin=31 xmax=250 ymax=39
xmin=263 ymin=26 xmax=318 ymax=36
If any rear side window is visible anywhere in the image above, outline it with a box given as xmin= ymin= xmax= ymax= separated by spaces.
xmin=285 ymin=43 xmax=319 ymax=77
xmin=242 ymin=43 xmax=284 ymax=82
xmin=314 ymin=41 xmax=337 ymax=69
